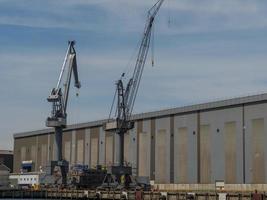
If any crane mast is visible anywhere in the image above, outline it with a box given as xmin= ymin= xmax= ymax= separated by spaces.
xmin=46 ymin=41 xmax=81 ymax=185
xmin=105 ymin=0 xmax=164 ymax=168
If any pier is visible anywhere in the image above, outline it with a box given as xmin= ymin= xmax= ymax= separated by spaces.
xmin=0 ymin=189 xmax=266 ymax=200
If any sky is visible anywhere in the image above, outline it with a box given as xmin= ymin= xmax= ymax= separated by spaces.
xmin=1 ymin=0 xmax=267 ymax=149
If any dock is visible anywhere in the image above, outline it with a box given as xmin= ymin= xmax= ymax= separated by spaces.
xmin=0 ymin=189 xmax=266 ymax=200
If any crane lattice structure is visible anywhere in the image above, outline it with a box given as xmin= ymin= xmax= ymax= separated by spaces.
xmin=46 ymin=41 xmax=81 ymax=185
xmin=105 ymin=0 xmax=164 ymax=167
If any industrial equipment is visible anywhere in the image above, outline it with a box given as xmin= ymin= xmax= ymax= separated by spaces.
xmin=46 ymin=41 xmax=81 ymax=185
xmin=69 ymin=165 xmax=107 ymax=189
xmin=104 ymin=0 xmax=164 ymax=189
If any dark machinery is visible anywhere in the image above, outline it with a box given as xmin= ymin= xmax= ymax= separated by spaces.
xmin=46 ymin=41 xmax=81 ymax=185
xmin=104 ymin=0 xmax=164 ymax=189
xmin=69 ymin=165 xmax=107 ymax=189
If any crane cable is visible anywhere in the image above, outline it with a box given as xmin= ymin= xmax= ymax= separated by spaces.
xmin=108 ymin=89 xmax=117 ymax=121
xmin=151 ymin=0 xmax=172 ymax=67
xmin=168 ymin=0 xmax=171 ymax=28
xmin=151 ymin=22 xmax=155 ymax=67
xmin=121 ymin=32 xmax=144 ymax=81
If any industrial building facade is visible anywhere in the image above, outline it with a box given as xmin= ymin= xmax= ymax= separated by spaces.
xmin=13 ymin=93 xmax=267 ymax=184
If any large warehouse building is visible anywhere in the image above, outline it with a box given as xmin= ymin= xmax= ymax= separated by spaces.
xmin=13 ymin=93 xmax=267 ymax=184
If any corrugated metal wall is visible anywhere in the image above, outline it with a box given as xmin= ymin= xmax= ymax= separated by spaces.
xmin=13 ymin=102 xmax=267 ymax=184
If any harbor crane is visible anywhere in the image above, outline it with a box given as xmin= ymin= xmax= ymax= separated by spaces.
xmin=46 ymin=41 xmax=81 ymax=185
xmin=104 ymin=0 xmax=164 ymax=185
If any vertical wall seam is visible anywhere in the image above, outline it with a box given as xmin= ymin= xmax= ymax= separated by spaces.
xmin=136 ymin=120 xmax=142 ymax=176
xmin=98 ymin=128 xmax=100 ymax=165
xmin=150 ymin=118 xmax=155 ymax=180
xmin=170 ymin=115 xmax=174 ymax=183
xmin=112 ymin=133 xmax=115 ymax=165
xmin=197 ymin=111 xmax=201 ymax=183
xmin=242 ymin=104 xmax=246 ymax=183
xmin=83 ymin=131 xmax=85 ymax=165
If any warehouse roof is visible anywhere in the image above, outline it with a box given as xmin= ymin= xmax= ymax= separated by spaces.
xmin=14 ymin=92 xmax=267 ymax=139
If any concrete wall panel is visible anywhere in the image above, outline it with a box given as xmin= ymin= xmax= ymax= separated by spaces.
xmin=155 ymin=129 xmax=167 ymax=183
xmin=200 ymin=125 xmax=211 ymax=183
xmin=139 ymin=120 xmax=151 ymax=177
xmin=41 ymin=144 xmax=47 ymax=167
xmin=90 ymin=128 xmax=99 ymax=168
xmin=150 ymin=119 xmax=156 ymax=180
xmin=174 ymin=113 xmax=197 ymax=183
xmin=30 ymin=145 xmax=36 ymax=164
xmin=138 ymin=120 xmax=151 ymax=177
xmin=155 ymin=117 xmax=170 ymax=183
xmin=200 ymin=107 xmax=243 ymax=183
xmin=114 ymin=133 xmax=120 ymax=165
xmin=21 ymin=147 xmax=26 ymax=163
xmin=37 ymin=135 xmax=48 ymax=170
xmin=76 ymin=129 xmax=85 ymax=165
xmin=224 ymin=122 xmax=237 ymax=183
xmin=84 ymin=129 xmax=90 ymax=166
xmin=251 ymin=118 xmax=265 ymax=183
xmin=99 ymin=127 xmax=105 ymax=165
xmin=124 ymin=132 xmax=130 ymax=164
xmin=105 ymin=133 xmax=114 ymax=166
xmin=244 ymin=103 xmax=267 ymax=183
xmin=130 ymin=122 xmax=138 ymax=175
xmin=71 ymin=131 xmax=76 ymax=165
xmin=176 ymin=127 xmax=188 ymax=183
xmin=138 ymin=131 xmax=148 ymax=176
xmin=77 ymin=140 xmax=84 ymax=164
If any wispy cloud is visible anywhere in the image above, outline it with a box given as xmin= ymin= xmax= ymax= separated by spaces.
xmin=1 ymin=0 xmax=267 ymax=33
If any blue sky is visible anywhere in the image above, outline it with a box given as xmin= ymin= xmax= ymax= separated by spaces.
xmin=1 ymin=0 xmax=267 ymax=149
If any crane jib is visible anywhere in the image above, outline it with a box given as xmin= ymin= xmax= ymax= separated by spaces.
xmin=46 ymin=41 xmax=81 ymax=185
xmin=105 ymin=0 xmax=164 ymax=169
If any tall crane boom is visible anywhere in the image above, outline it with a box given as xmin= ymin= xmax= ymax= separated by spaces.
xmin=46 ymin=41 xmax=81 ymax=185
xmin=125 ymin=0 xmax=164 ymax=120
xmin=105 ymin=0 xmax=164 ymax=168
